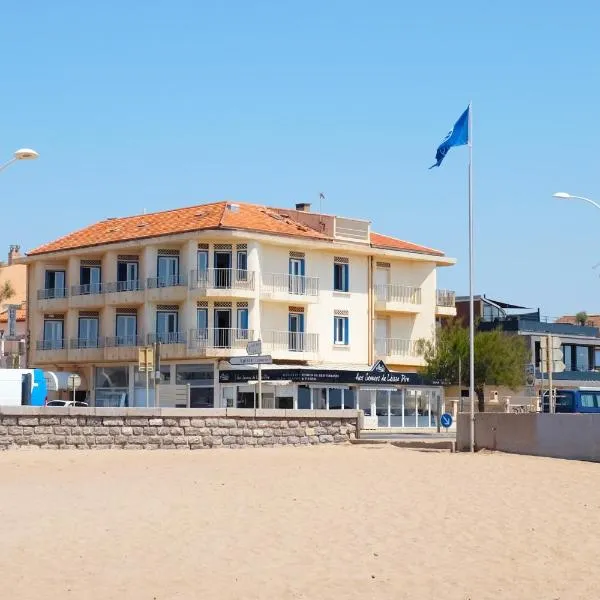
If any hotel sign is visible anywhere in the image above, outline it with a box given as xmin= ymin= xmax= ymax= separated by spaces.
xmin=219 ymin=360 xmax=429 ymax=386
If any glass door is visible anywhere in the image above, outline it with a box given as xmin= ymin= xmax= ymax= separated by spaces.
xmin=289 ymin=258 xmax=305 ymax=294
xmin=197 ymin=251 xmax=209 ymax=286
xmin=78 ymin=318 xmax=99 ymax=348
xmin=196 ymin=308 xmax=208 ymax=346
xmin=157 ymin=256 xmax=179 ymax=287
xmin=157 ymin=311 xmax=178 ymax=343
xmin=116 ymin=314 xmax=137 ymax=345
xmin=376 ymin=390 xmax=390 ymax=428
xmin=288 ymin=312 xmax=304 ymax=351
xmin=213 ymin=251 xmax=232 ymax=288
xmin=214 ymin=309 xmax=231 ymax=347
xmin=43 ymin=320 xmax=64 ymax=349
xmin=404 ymin=390 xmax=417 ymax=427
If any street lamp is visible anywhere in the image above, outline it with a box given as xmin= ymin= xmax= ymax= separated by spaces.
xmin=0 ymin=148 xmax=39 ymax=173
xmin=552 ymin=192 xmax=600 ymax=211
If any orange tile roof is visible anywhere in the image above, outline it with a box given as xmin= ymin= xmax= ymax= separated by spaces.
xmin=26 ymin=200 xmax=446 ymax=258
xmin=0 ymin=308 xmax=26 ymax=323
xmin=556 ymin=314 xmax=600 ymax=327
xmin=27 ymin=201 xmax=331 ymax=256
xmin=370 ymin=232 xmax=444 ymax=256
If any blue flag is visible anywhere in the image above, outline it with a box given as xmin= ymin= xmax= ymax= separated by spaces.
xmin=429 ymin=106 xmax=470 ymax=169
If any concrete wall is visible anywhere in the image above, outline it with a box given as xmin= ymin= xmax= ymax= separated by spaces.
xmin=457 ymin=412 xmax=600 ymax=462
xmin=0 ymin=407 xmax=359 ymax=450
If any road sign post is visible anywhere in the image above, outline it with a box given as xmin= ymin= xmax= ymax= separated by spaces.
xmin=230 ymin=354 xmax=273 ymax=411
xmin=68 ymin=373 xmax=81 ymax=405
xmin=440 ymin=412 xmax=453 ymax=431
xmin=138 ymin=346 xmax=154 ymax=408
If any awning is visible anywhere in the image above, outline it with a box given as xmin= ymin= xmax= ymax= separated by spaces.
xmin=44 ymin=372 xmax=85 ymax=392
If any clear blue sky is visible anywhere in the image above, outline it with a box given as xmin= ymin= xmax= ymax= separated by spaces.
xmin=3 ymin=0 xmax=599 ymax=318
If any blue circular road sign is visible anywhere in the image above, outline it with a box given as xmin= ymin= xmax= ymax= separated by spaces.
xmin=440 ymin=413 xmax=453 ymax=428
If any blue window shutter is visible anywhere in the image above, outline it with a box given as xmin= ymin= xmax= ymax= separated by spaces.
xmin=344 ymin=317 xmax=349 ymax=344
xmin=289 ymin=313 xmax=292 ymax=332
xmin=299 ymin=313 xmax=305 ymax=333
xmin=241 ymin=309 xmax=248 ymax=330
xmin=300 ymin=259 xmax=305 ymax=277
xmin=333 ymin=317 xmax=337 ymax=343
xmin=344 ymin=264 xmax=349 ymax=292
xmin=288 ymin=258 xmax=293 ymax=275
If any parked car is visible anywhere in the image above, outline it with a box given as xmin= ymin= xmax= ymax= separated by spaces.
xmin=46 ymin=400 xmax=89 ymax=407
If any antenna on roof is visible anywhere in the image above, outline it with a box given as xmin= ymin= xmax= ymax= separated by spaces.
xmin=319 ymin=192 xmax=325 ymax=228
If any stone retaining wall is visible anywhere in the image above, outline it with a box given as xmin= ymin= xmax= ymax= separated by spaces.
xmin=0 ymin=407 xmax=359 ymax=450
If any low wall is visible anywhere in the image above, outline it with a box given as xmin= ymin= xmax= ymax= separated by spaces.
xmin=0 ymin=407 xmax=359 ymax=450
xmin=457 ymin=412 xmax=600 ymax=462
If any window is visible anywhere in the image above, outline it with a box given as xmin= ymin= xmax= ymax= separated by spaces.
xmin=334 ymin=316 xmax=349 ymax=345
xmin=333 ymin=262 xmax=349 ymax=292
xmin=44 ymin=270 xmax=66 ymax=298
xmin=117 ymin=261 xmax=139 ymax=291
xmin=95 ymin=366 xmax=129 ymax=408
xmin=197 ymin=308 xmax=208 ymax=336
xmin=80 ymin=265 xmax=101 ymax=294
xmin=43 ymin=319 xmax=64 ymax=349
xmin=157 ymin=255 xmax=179 ymax=287
xmin=289 ymin=258 xmax=305 ymax=294
xmin=580 ymin=393 xmax=596 ymax=408
xmin=563 ymin=344 xmax=573 ymax=371
xmin=576 ymin=345 xmax=590 ymax=371
xmin=176 ymin=364 xmax=214 ymax=408
xmin=116 ymin=314 xmax=137 ymax=345
xmin=237 ymin=251 xmax=247 ymax=281
xmin=156 ymin=310 xmax=178 ymax=343
xmin=78 ymin=317 xmax=99 ymax=347
xmin=237 ymin=307 xmax=249 ymax=339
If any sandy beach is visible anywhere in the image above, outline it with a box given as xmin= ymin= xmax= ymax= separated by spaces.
xmin=0 ymin=445 xmax=599 ymax=600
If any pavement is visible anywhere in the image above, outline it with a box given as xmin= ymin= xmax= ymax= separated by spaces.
xmin=354 ymin=429 xmax=456 ymax=451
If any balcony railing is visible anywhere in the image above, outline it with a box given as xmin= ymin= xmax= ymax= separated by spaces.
xmin=375 ymin=338 xmax=418 ymax=358
xmin=147 ymin=331 xmax=187 ymax=345
xmin=71 ymin=283 xmax=103 ymax=296
xmin=146 ymin=274 xmax=187 ymax=289
xmin=37 ymin=288 xmax=69 ymax=300
xmin=70 ymin=337 xmax=105 ymax=349
xmin=262 ymin=273 xmax=320 ymax=297
xmin=103 ymin=280 xmax=145 ymax=293
xmin=36 ymin=339 xmax=65 ymax=351
xmin=189 ymin=328 xmax=254 ymax=350
xmin=189 ymin=269 xmax=255 ymax=291
xmin=105 ymin=335 xmax=145 ymax=347
xmin=436 ymin=289 xmax=456 ymax=307
xmin=375 ymin=284 xmax=421 ymax=304
xmin=263 ymin=330 xmax=319 ymax=353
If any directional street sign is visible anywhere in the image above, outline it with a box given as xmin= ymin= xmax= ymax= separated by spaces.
xmin=230 ymin=355 xmax=272 ymax=366
xmin=246 ymin=340 xmax=262 ymax=356
xmin=138 ymin=346 xmax=154 ymax=372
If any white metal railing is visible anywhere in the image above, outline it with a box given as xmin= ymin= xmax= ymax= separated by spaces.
xmin=146 ymin=274 xmax=187 ymax=288
xmin=70 ymin=337 xmax=105 ymax=349
xmin=375 ymin=283 xmax=421 ymax=304
xmin=436 ymin=289 xmax=456 ymax=307
xmin=71 ymin=283 xmax=103 ymax=296
xmin=262 ymin=273 xmax=320 ymax=297
xmin=36 ymin=339 xmax=65 ymax=351
xmin=37 ymin=288 xmax=68 ymax=300
xmin=375 ymin=338 xmax=418 ymax=358
xmin=105 ymin=335 xmax=145 ymax=347
xmin=189 ymin=328 xmax=254 ymax=350
xmin=189 ymin=269 xmax=255 ymax=291
xmin=263 ymin=330 xmax=319 ymax=353
xmin=147 ymin=331 xmax=187 ymax=345
xmin=103 ymin=280 xmax=145 ymax=293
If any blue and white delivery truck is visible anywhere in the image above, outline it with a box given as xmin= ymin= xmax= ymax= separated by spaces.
xmin=0 ymin=368 xmax=48 ymax=406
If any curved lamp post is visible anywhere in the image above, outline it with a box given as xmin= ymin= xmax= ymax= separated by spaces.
xmin=0 ymin=148 xmax=39 ymax=173
xmin=552 ymin=192 xmax=600 ymax=211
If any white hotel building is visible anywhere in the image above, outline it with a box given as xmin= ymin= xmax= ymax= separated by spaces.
xmin=23 ymin=200 xmax=456 ymax=429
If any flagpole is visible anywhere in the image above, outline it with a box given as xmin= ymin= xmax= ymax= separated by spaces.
xmin=468 ymin=101 xmax=475 ymax=453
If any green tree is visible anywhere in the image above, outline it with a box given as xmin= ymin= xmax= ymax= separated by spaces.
xmin=0 ymin=280 xmax=15 ymax=303
xmin=575 ymin=311 xmax=588 ymax=326
xmin=417 ymin=323 xmax=529 ymax=412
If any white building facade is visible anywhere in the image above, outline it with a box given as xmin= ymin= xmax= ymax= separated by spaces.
xmin=23 ymin=201 xmax=456 ymax=429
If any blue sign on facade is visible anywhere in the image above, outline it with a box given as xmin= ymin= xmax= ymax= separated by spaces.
xmin=440 ymin=413 xmax=453 ymax=428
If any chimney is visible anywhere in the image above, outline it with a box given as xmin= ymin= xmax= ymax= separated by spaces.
xmin=295 ymin=203 xmax=311 ymax=212
xmin=7 ymin=245 xmax=21 ymax=265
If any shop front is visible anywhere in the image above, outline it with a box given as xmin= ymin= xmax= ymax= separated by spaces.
xmin=218 ymin=360 xmax=444 ymax=430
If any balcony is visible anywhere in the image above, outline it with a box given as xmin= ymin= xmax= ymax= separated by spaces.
xmin=69 ymin=283 xmax=105 ymax=308
xmin=374 ymin=338 xmax=425 ymax=367
xmin=189 ymin=269 xmax=255 ymax=298
xmin=147 ymin=331 xmax=187 ymax=360
xmin=436 ymin=289 xmax=456 ymax=316
xmin=189 ymin=328 xmax=254 ymax=357
xmin=263 ymin=330 xmax=319 ymax=360
xmin=103 ymin=280 xmax=145 ymax=305
xmin=37 ymin=288 xmax=69 ymax=310
xmin=374 ymin=284 xmax=421 ymax=314
xmin=104 ymin=335 xmax=145 ymax=362
xmin=35 ymin=339 xmax=68 ymax=363
xmin=146 ymin=274 xmax=188 ymax=302
xmin=261 ymin=273 xmax=320 ymax=303
xmin=69 ymin=337 xmax=105 ymax=361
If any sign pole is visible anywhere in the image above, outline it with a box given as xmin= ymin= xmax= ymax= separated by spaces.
xmin=547 ymin=334 xmax=554 ymax=414
xmin=145 ymin=354 xmax=149 ymax=409
xmin=258 ymin=362 xmax=262 ymax=410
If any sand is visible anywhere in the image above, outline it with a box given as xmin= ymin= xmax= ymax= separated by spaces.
xmin=0 ymin=446 xmax=599 ymax=600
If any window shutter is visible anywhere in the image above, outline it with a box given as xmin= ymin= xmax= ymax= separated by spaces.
xmin=344 ymin=317 xmax=349 ymax=345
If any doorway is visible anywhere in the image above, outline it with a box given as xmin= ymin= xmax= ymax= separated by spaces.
xmin=214 ymin=251 xmax=232 ymax=288
xmin=214 ymin=308 xmax=231 ymax=347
